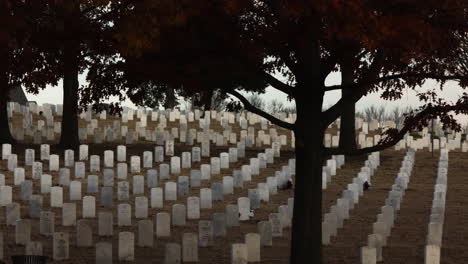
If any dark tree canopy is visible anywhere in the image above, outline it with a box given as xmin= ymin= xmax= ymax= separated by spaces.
xmin=13 ymin=0 xmax=135 ymax=148
xmin=112 ymin=1 xmax=468 ymax=263
xmin=0 ymin=1 xmax=59 ymax=144
xmin=2 ymin=0 xmax=467 ymax=263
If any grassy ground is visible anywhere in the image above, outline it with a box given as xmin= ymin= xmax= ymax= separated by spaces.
xmin=2 ymin=113 xmax=466 ymax=263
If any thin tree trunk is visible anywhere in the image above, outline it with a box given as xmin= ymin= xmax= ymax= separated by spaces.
xmin=58 ymin=43 xmax=80 ymax=149
xmin=339 ymin=65 xmax=357 ymax=152
xmin=0 ymin=86 xmax=16 ymax=144
xmin=194 ymin=89 xmax=213 ymax=118
xmin=202 ymin=89 xmax=213 ymax=111
xmin=164 ymin=85 xmax=177 ymax=109
xmin=290 ymin=94 xmax=324 ymax=263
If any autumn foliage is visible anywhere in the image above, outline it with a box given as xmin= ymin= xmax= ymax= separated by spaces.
xmin=1 ymin=1 xmax=467 ymax=263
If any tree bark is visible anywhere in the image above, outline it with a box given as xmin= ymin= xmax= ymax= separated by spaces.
xmin=58 ymin=43 xmax=80 ymax=149
xmin=163 ymin=85 xmax=178 ymax=109
xmin=0 ymin=86 xmax=16 ymax=144
xmin=194 ymin=89 xmax=214 ymax=118
xmin=338 ymin=89 xmax=357 ymax=151
xmin=202 ymin=89 xmax=213 ymax=111
xmin=290 ymin=94 xmax=324 ymax=264
xmin=191 ymin=94 xmax=203 ymax=110
xmin=338 ymin=65 xmax=357 ymax=152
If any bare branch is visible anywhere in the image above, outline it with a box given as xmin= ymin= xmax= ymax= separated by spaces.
xmin=227 ymin=90 xmax=295 ymax=130
xmin=324 ymin=72 xmax=467 ymax=92
xmin=324 ymin=128 xmax=407 ymax=156
xmin=262 ymin=72 xmax=294 ymax=96
xmin=324 ymin=98 xmax=468 ymax=156
xmin=322 ymin=71 xmax=467 ymax=127
xmin=323 ymin=85 xmax=342 ymax=92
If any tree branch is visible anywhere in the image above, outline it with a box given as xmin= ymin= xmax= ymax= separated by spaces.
xmin=324 ymin=128 xmax=407 ymax=156
xmin=227 ymin=89 xmax=295 ymax=130
xmin=323 ymin=85 xmax=342 ymax=92
xmin=324 ymin=98 xmax=468 ymax=156
xmin=324 ymin=72 xmax=467 ymax=92
xmin=262 ymin=72 xmax=294 ymax=96
xmin=320 ymin=54 xmax=339 ymax=84
xmin=322 ymin=71 xmax=468 ymax=127
xmin=276 ymin=50 xmax=299 ymax=76
xmin=322 ymin=51 xmax=385 ymax=126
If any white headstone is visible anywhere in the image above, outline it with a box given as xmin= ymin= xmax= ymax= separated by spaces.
xmin=187 ymin=197 xmax=200 ymax=219
xmin=82 ymin=196 xmax=96 ymax=218
xmin=150 ymin=187 xmax=163 ymax=208
xmin=118 ymin=204 xmax=132 ymax=226
xmin=231 ymin=243 xmax=248 ymax=264
xmin=238 ymin=197 xmax=251 ymax=221
xmin=156 ymin=212 xmax=171 ymax=237
xmin=182 ymin=233 xmax=199 ymax=262
xmin=165 ymin=182 xmax=177 ymax=200
xmin=118 ymin=232 xmax=135 ymax=261
xmin=53 ymin=232 xmax=69 ymax=260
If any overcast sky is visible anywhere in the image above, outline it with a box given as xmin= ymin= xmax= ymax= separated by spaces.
xmin=25 ymin=71 xmax=468 ymax=124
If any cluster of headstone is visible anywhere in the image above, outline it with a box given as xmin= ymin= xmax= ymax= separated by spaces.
xmin=324 ymin=115 xmax=467 ymax=152
xmin=360 ymin=149 xmax=415 ymax=263
xmin=322 ymin=155 xmax=345 ymax=190
xmin=6 ymin=102 xmax=296 ymax=149
xmin=323 ymin=118 xmax=385 ymax=148
xmin=424 ymin=149 xmax=449 ymax=264
xmin=393 ymin=129 xmax=467 ymax=152
xmin=230 ymin=196 xmax=294 ymax=263
xmin=7 ymin=102 xmax=465 ymax=263
xmin=0 ymin=136 xmax=298 ymax=263
xmin=153 ymin=154 xmax=296 ymax=263
xmin=231 ymin=236 xmax=261 ymax=264
xmin=6 ymin=102 xmax=62 ymax=143
xmin=322 ymin=152 xmax=380 ymax=244
xmin=323 ymin=119 xmax=393 ymax=149
xmin=7 ymin=100 xmax=468 ymax=155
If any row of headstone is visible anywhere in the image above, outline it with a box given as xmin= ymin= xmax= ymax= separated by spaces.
xmin=394 ymin=133 xmax=467 ymax=152
xmin=424 ymin=149 xmax=448 ymax=264
xmin=1 ymin=142 xmax=250 ymax=192
xmin=322 ymin=152 xmax=380 ymax=245
xmin=9 ymin=102 xmax=468 ymax=148
xmin=360 ymin=149 xmax=416 ymax=263
xmin=21 ymin=102 xmax=467 ymax=138
xmin=8 ymin=102 xmax=299 ymax=147
xmin=231 ymin=233 xmax=261 ymax=263
xmin=0 ymin=144 xmax=291 ymax=218
xmin=3 ymin=194 xmax=291 ymax=262
xmin=10 ymin=230 xmax=195 ymax=262
xmin=0 ymin=230 xmax=70 ymax=261
xmin=0 ymin=117 xmax=297 ymax=262
xmin=322 ymin=155 xmax=345 ymax=189
xmin=3 ymin=141 xmax=248 ymax=177
xmin=124 ymin=197 xmax=291 ymax=262
xmin=0 ymin=145 xmax=292 ymax=222
xmin=1 ymin=151 xmax=289 ymax=210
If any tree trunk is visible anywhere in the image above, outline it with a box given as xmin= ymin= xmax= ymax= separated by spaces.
xmin=58 ymin=43 xmax=80 ymax=149
xmin=290 ymin=95 xmax=324 ymax=263
xmin=202 ymin=89 xmax=213 ymax=111
xmin=338 ymin=89 xmax=357 ymax=151
xmin=0 ymin=86 xmax=16 ymax=144
xmin=194 ymin=89 xmax=213 ymax=118
xmin=338 ymin=66 xmax=357 ymax=152
xmin=191 ymin=94 xmax=202 ymax=110
xmin=164 ymin=85 xmax=178 ymax=109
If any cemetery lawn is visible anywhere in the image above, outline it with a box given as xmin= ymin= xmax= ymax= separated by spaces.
xmin=2 ymin=116 xmax=468 ymax=263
